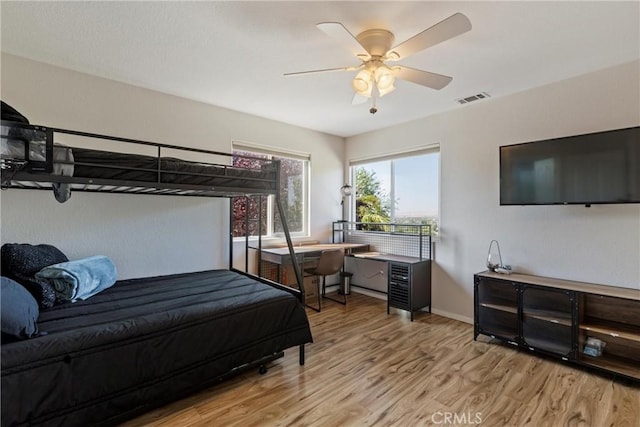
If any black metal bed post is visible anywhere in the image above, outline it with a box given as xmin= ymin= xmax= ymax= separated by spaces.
xmin=257 ymin=195 xmax=263 ymax=277
xmin=244 ymin=196 xmax=249 ymax=273
xmin=228 ymin=198 xmax=234 ymax=271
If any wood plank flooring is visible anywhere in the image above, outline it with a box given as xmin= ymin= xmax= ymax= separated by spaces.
xmin=121 ymin=293 xmax=639 ymax=427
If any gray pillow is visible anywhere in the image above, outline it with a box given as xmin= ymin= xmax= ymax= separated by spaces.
xmin=1 ymin=276 xmax=39 ymax=340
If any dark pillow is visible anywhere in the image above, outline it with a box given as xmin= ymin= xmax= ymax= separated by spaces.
xmin=1 ymin=101 xmax=29 ymax=123
xmin=1 ymin=277 xmax=39 ymax=341
xmin=1 ymin=243 xmax=69 ymax=309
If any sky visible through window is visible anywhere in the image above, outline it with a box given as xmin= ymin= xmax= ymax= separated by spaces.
xmin=363 ymin=152 xmax=439 ymax=219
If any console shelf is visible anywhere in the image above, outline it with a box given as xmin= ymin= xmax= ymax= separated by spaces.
xmin=479 ymin=302 xmax=518 ymax=314
xmin=580 ymin=354 xmax=640 ymax=380
xmin=580 ymin=322 xmax=640 ymax=343
xmin=523 ymin=309 xmax=572 ymax=326
xmin=474 ymin=271 xmax=639 ymax=381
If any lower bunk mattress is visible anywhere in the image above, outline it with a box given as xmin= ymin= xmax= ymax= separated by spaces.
xmin=1 ymin=269 xmax=312 ymax=427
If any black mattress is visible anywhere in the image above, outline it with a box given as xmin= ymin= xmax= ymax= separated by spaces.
xmin=70 ymin=147 xmax=277 ymax=191
xmin=1 ymin=269 xmax=312 ymax=427
xmin=0 ymin=122 xmax=277 ymax=192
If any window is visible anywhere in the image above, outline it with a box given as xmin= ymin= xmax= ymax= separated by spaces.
xmin=350 ymin=148 xmax=439 ymax=235
xmin=232 ymin=144 xmax=309 ymax=239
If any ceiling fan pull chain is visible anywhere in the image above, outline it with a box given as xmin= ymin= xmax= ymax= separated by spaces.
xmin=370 ymin=90 xmax=378 ymax=115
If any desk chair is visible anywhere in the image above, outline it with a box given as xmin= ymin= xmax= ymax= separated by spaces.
xmin=303 ymin=249 xmax=346 ymax=311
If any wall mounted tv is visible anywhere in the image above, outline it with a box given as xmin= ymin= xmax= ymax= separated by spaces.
xmin=500 ymin=126 xmax=640 ymax=206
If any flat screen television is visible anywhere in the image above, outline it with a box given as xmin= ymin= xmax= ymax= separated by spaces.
xmin=500 ymin=126 xmax=640 ymax=206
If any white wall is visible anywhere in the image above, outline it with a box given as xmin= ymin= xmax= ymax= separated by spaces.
xmin=346 ymin=60 xmax=640 ymax=323
xmin=2 ymin=54 xmax=638 ymax=322
xmin=0 ymin=54 xmax=345 ymax=279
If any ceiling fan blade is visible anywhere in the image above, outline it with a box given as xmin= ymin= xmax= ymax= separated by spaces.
xmin=284 ymin=66 xmax=354 ymax=76
xmin=395 ymin=66 xmax=453 ymax=90
xmin=317 ymin=22 xmax=369 ymax=58
xmin=387 ymin=13 xmax=471 ymax=60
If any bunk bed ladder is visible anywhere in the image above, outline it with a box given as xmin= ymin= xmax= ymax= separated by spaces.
xmin=274 ymin=197 xmax=304 ymax=296
xmin=227 ymin=165 xmax=305 ymax=365
xmin=274 ymin=196 xmax=305 ymax=366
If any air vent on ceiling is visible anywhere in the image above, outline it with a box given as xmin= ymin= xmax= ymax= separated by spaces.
xmin=456 ymin=92 xmax=491 ymax=105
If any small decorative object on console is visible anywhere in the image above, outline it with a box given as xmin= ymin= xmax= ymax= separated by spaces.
xmin=583 ymin=337 xmax=606 ymax=357
xmin=486 ymin=240 xmax=512 ymax=274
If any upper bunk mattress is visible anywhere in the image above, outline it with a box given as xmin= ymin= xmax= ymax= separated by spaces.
xmin=1 ymin=269 xmax=312 ymax=427
xmin=71 ymin=147 xmax=277 ymax=190
xmin=1 ymin=122 xmax=277 ymax=192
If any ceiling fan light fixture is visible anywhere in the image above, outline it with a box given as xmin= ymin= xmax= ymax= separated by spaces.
xmin=352 ymin=69 xmax=373 ymax=96
xmin=378 ymin=83 xmax=395 ymax=97
xmin=374 ymin=64 xmax=395 ymax=91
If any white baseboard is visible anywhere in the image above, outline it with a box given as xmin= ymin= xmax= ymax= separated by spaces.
xmin=350 ymin=288 xmax=473 ymax=325
xmin=350 ymin=287 xmax=386 ymax=300
xmin=431 ymin=308 xmax=473 ymax=325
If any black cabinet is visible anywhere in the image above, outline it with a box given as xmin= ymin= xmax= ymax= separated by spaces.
xmin=521 ymin=285 xmax=575 ymax=358
xmin=474 ymin=277 xmax=519 ymax=344
xmin=387 ymin=258 xmax=431 ymax=321
xmin=474 ymin=271 xmax=639 ymax=381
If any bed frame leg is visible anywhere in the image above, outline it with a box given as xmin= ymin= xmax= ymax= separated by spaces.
xmin=299 ymin=344 xmax=305 ymax=366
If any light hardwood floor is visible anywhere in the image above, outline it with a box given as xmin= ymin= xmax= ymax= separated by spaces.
xmin=122 ymin=293 xmax=639 ymax=427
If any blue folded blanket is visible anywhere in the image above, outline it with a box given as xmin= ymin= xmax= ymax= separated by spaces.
xmin=35 ymin=256 xmax=117 ymax=302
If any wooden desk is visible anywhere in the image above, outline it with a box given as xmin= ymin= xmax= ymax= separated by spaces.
xmin=255 ymin=245 xmax=430 ymax=320
xmin=256 ymin=243 xmax=369 ymax=265
xmin=350 ymin=251 xmax=428 ymax=264
xmin=252 ymin=243 xmax=369 ymax=291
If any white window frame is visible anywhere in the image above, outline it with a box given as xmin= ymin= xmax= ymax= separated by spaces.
xmin=232 ymin=141 xmax=310 ymax=240
xmin=349 ymin=145 xmax=440 ymax=231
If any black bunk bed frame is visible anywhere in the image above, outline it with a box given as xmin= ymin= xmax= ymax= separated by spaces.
xmin=0 ymin=120 xmax=308 ymax=360
xmin=0 ymin=120 xmax=304 ymax=300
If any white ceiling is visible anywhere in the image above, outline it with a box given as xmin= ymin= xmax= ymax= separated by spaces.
xmin=2 ymin=1 xmax=639 ymax=138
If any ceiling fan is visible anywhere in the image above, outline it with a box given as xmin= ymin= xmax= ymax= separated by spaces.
xmin=285 ymin=13 xmax=471 ymax=113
